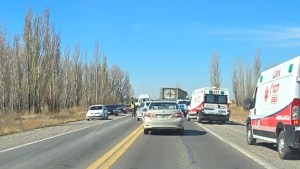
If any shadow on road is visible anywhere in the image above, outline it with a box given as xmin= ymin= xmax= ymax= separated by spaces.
xmin=197 ymin=120 xmax=245 ymax=126
xmin=150 ymin=129 xmax=207 ymax=136
xmin=182 ymin=129 xmax=207 ymax=136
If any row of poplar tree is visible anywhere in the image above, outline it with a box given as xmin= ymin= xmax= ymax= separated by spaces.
xmin=0 ymin=8 xmax=133 ymax=114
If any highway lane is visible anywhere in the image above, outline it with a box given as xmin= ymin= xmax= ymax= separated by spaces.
xmin=111 ymin=121 xmax=266 ymax=169
xmin=0 ymin=115 xmax=267 ymax=169
xmin=0 ymin=115 xmax=140 ymax=169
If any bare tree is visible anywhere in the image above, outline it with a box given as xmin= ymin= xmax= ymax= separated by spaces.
xmin=253 ymin=50 xmax=261 ymax=87
xmin=0 ymin=7 xmax=133 ymax=114
xmin=245 ymin=66 xmax=253 ymax=98
xmin=210 ymin=52 xmax=221 ymax=88
xmin=232 ymin=58 xmax=245 ymax=107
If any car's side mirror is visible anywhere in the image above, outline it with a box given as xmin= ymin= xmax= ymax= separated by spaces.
xmin=244 ymin=98 xmax=253 ymax=110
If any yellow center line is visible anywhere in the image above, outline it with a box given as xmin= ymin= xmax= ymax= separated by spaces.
xmin=101 ymin=129 xmax=143 ymax=169
xmin=87 ymin=124 xmax=143 ymax=169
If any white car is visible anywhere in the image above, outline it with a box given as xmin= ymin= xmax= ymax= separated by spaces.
xmin=143 ymin=101 xmax=184 ymax=134
xmin=86 ymin=105 xmax=108 ymax=121
xmin=136 ymin=101 xmax=151 ymax=121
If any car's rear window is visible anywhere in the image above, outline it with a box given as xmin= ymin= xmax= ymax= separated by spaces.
xmin=90 ymin=106 xmax=103 ymax=110
xmin=149 ymin=103 xmax=178 ymax=110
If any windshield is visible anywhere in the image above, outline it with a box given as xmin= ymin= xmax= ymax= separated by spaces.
xmin=205 ymin=95 xmax=228 ymax=104
xmin=149 ymin=102 xmax=178 ymax=110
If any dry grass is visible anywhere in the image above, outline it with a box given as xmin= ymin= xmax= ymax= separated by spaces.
xmin=0 ymin=105 xmax=248 ymax=136
xmin=0 ymin=107 xmax=86 ymax=136
xmin=229 ymin=104 xmax=249 ymax=125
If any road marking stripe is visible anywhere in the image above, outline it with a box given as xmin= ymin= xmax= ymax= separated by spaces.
xmin=101 ymin=129 xmax=143 ymax=169
xmin=194 ymin=122 xmax=278 ymax=169
xmin=87 ymin=124 xmax=143 ymax=169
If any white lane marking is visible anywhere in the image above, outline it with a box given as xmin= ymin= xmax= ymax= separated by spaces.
xmin=194 ymin=122 xmax=278 ymax=169
xmin=0 ymin=115 xmax=129 ymax=154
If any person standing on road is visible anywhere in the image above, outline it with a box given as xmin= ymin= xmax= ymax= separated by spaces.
xmin=131 ymin=101 xmax=136 ymax=117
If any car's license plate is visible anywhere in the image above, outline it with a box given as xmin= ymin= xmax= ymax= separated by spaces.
xmin=218 ymin=110 xmax=226 ymax=114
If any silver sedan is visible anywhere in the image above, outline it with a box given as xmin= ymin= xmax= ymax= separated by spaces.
xmin=143 ymin=101 xmax=184 ymax=134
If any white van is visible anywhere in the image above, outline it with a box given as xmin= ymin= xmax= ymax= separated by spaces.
xmin=137 ymin=94 xmax=150 ymax=107
xmin=187 ymin=87 xmax=230 ymax=123
xmin=244 ymin=56 xmax=300 ymax=159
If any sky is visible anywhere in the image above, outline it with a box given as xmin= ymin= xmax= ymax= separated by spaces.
xmin=1 ymin=0 xmax=300 ymax=99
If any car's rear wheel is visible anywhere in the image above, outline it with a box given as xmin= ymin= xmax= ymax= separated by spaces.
xmin=278 ymin=130 xmax=292 ymax=159
xmin=144 ymin=129 xmax=149 ymax=134
xmin=87 ymin=119 xmax=90 ymax=121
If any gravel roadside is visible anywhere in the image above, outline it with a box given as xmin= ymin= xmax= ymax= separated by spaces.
xmin=0 ymin=114 xmax=131 ymax=152
xmin=194 ymin=120 xmax=300 ymax=169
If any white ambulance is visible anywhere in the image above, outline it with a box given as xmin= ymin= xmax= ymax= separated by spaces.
xmin=187 ymin=87 xmax=230 ymax=124
xmin=244 ymin=56 xmax=300 ymax=159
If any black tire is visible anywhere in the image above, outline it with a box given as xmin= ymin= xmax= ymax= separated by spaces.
xmin=196 ymin=114 xmax=201 ymax=123
xmin=144 ymin=129 xmax=149 ymax=134
xmin=278 ymin=130 xmax=292 ymax=159
xmin=247 ymin=123 xmax=256 ymax=145
xmin=186 ymin=115 xmax=191 ymax=121
xmin=136 ymin=117 xmax=140 ymax=121
xmin=87 ymin=119 xmax=90 ymax=121
xmin=178 ymin=129 xmax=184 ymax=135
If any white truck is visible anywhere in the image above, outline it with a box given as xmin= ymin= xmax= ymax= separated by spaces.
xmin=137 ymin=94 xmax=150 ymax=107
xmin=244 ymin=56 xmax=300 ymax=159
xmin=187 ymin=87 xmax=230 ymax=124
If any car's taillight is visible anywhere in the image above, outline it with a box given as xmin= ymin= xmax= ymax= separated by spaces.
xmin=145 ymin=112 xmax=156 ymax=118
xmin=292 ymin=99 xmax=300 ymax=126
xmin=172 ymin=112 xmax=184 ymax=118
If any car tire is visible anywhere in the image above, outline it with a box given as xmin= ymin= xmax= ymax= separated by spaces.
xmin=179 ymin=129 xmax=184 ymax=135
xmin=196 ymin=114 xmax=201 ymax=123
xmin=186 ymin=115 xmax=190 ymax=121
xmin=247 ymin=123 xmax=256 ymax=145
xmin=144 ymin=129 xmax=149 ymax=134
xmin=136 ymin=117 xmax=139 ymax=121
xmin=87 ymin=119 xmax=90 ymax=121
xmin=278 ymin=130 xmax=292 ymax=159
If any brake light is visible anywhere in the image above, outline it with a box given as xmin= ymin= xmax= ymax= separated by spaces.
xmin=172 ymin=112 xmax=184 ymax=118
xmin=292 ymin=99 xmax=300 ymax=126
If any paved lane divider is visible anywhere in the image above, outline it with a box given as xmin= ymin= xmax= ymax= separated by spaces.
xmin=87 ymin=124 xmax=143 ymax=169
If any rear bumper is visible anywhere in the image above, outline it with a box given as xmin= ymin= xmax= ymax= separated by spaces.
xmin=199 ymin=112 xmax=229 ymax=121
xmin=86 ymin=115 xmax=104 ymax=119
xmin=144 ymin=118 xmax=184 ymax=130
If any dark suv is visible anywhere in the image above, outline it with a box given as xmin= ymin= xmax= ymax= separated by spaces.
xmin=105 ymin=104 xmax=118 ymax=116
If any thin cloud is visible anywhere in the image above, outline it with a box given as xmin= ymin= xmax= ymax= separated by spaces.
xmin=209 ymin=27 xmax=300 ymax=47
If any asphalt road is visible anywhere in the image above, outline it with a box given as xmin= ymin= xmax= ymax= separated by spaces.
xmin=0 ymin=116 xmax=266 ymax=169
xmin=111 ymin=120 xmax=265 ymax=169
xmin=0 ymin=115 xmax=140 ymax=169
